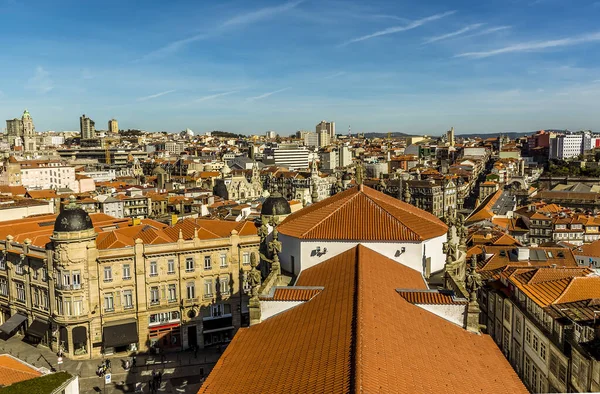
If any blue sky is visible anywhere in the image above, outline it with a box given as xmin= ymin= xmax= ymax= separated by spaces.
xmin=2 ymin=0 xmax=600 ymax=135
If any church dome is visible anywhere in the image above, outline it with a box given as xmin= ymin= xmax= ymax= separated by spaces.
xmin=54 ymin=198 xmax=93 ymax=232
xmin=261 ymin=193 xmax=291 ymax=216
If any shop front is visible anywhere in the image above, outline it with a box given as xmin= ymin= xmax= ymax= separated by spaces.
xmin=103 ymin=319 xmax=138 ymax=355
xmin=24 ymin=319 xmax=50 ymax=346
xmin=202 ymin=316 xmax=234 ymax=347
xmin=148 ymin=311 xmax=181 ymax=352
xmin=0 ymin=313 xmax=27 ymax=339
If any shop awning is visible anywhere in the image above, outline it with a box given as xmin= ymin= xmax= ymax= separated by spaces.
xmin=0 ymin=313 xmax=27 ymax=335
xmin=26 ymin=319 xmax=49 ymax=338
xmin=203 ymin=316 xmax=233 ymax=332
xmin=103 ymin=321 xmax=138 ymax=348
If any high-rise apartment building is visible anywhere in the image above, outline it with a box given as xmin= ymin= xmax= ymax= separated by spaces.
xmin=338 ymin=146 xmax=352 ymax=167
xmin=108 ymin=119 xmax=118 ymax=134
xmin=268 ymin=144 xmax=309 ymax=170
xmin=318 ymin=130 xmax=330 ymax=148
xmin=316 ymin=120 xmax=335 ymax=140
xmin=549 ymin=133 xmax=583 ymax=160
xmin=303 ymin=132 xmax=318 ymax=148
xmin=80 ymin=114 xmax=96 ymax=140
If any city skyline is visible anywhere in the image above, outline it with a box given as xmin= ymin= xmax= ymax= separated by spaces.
xmin=2 ymin=0 xmax=600 ymax=134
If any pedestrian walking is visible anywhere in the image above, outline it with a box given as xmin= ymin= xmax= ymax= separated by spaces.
xmin=132 ymin=356 xmax=137 ymax=368
xmin=161 ymin=353 xmax=166 ymax=364
xmin=148 ymin=379 xmax=153 ymax=394
xmin=157 ymin=370 xmax=162 ymax=385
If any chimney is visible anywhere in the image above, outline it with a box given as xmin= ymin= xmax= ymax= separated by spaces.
xmin=517 ymin=247 xmax=529 ymax=261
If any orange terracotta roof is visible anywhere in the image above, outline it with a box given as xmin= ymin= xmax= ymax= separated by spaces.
xmin=396 ymin=290 xmax=468 ymax=305
xmin=575 ymin=239 xmax=600 ymax=258
xmin=261 ymin=287 xmax=324 ymax=301
xmin=466 ymin=189 xmax=503 ymax=224
xmin=0 ymin=354 xmax=42 ymax=387
xmin=278 ymin=185 xmax=447 ymax=241
xmin=199 ymin=246 xmax=526 ymax=394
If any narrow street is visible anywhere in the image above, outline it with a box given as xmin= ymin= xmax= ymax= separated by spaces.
xmin=0 ymin=335 xmax=221 ymax=393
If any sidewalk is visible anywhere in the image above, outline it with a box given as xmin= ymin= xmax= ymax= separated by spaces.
xmin=0 ymin=335 xmax=221 ymax=393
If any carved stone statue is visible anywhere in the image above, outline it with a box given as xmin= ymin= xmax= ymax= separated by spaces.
xmin=465 ymin=254 xmax=482 ymax=302
xmin=257 ymin=216 xmax=269 ymax=241
xmin=356 ymin=163 xmax=365 ymax=185
xmin=248 ymin=253 xmax=261 ymax=299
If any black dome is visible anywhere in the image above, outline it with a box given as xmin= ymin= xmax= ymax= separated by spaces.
xmin=342 ymin=173 xmax=351 ymax=181
xmin=261 ymin=195 xmax=291 ymax=215
xmin=54 ymin=206 xmax=93 ymax=232
xmin=213 ymin=180 xmax=229 ymax=200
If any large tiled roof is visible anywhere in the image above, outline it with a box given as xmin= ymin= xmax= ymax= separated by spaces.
xmin=277 ymin=185 xmax=447 ymax=241
xmin=0 ymin=354 xmax=42 ymax=387
xmin=198 ymin=246 xmax=526 ymax=394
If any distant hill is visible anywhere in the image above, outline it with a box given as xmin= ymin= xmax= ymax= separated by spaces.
xmin=457 ymin=132 xmax=529 ymax=139
xmin=362 ymin=132 xmax=416 ymax=138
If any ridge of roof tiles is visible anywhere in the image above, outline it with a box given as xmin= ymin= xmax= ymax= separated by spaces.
xmin=277 ymin=184 xmax=447 ymax=241
xmin=198 ymin=245 xmax=527 ymax=394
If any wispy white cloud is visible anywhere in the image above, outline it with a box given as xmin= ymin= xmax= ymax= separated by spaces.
xmin=340 ymin=11 xmax=456 ymax=46
xmin=424 ymin=23 xmax=483 ymax=44
xmin=137 ymin=89 xmax=176 ymax=101
xmin=26 ymin=66 xmax=53 ymax=94
xmin=323 ymin=71 xmax=346 ymax=79
xmin=222 ymin=0 xmax=303 ymax=27
xmin=141 ymin=1 xmax=303 ymax=60
xmin=195 ymin=90 xmax=239 ymax=102
xmin=247 ymin=87 xmax=290 ymax=101
xmin=457 ymin=31 xmax=600 ymax=58
xmin=461 ymin=25 xmax=511 ymax=39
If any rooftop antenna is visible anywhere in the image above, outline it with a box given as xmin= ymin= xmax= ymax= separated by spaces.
xmin=348 ymin=125 xmax=351 ymax=137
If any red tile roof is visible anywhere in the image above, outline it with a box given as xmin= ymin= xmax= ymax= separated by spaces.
xmin=0 ymin=355 xmax=42 ymax=387
xmin=397 ymin=290 xmax=468 ymax=305
xmin=277 ymin=185 xmax=447 ymax=241
xmin=198 ymin=246 xmax=526 ymax=394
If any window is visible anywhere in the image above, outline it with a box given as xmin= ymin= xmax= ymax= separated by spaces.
xmin=168 ymin=284 xmax=177 ymax=302
xmin=220 ymin=277 xmax=230 ymax=295
xmin=41 ymin=268 xmax=47 ymax=281
xmin=204 ymin=256 xmax=211 ymax=270
xmin=167 ymin=259 xmax=175 ymax=274
xmin=123 ymin=290 xmax=133 ymax=309
xmin=72 ymin=271 xmax=81 ymax=289
xmin=0 ymin=278 xmax=7 ymax=296
xmin=104 ymin=293 xmax=114 ymax=312
xmin=56 ymin=296 xmax=63 ymax=315
xmin=515 ymin=314 xmax=522 ymax=334
xmin=73 ymin=299 xmax=83 ymax=316
xmin=242 ymin=273 xmax=251 ymax=294
xmin=204 ymin=279 xmax=213 ymax=298
xmin=211 ymin=303 xmax=223 ymax=317
xmin=540 ymin=343 xmax=546 ymax=361
xmin=33 ymin=267 xmax=38 ymax=280
xmin=186 ymin=282 xmax=195 ymax=299
xmin=33 ymin=288 xmax=40 ymax=306
xmin=532 ymin=335 xmax=539 ymax=352
xmin=504 ymin=302 xmax=510 ymax=322
xmin=525 ymin=326 xmax=532 ymax=345
xmin=524 ymin=356 xmax=531 ymax=385
xmin=41 ymin=290 xmax=49 ymax=309
xmin=15 ymin=263 xmax=23 ymax=275
xmin=186 ymin=257 xmax=195 ymax=272
xmin=0 ymin=257 xmax=5 ymax=270
xmin=16 ymin=282 xmax=25 ymax=302
xmin=104 ymin=266 xmax=112 ymax=282
xmin=63 ymin=299 xmax=71 ymax=316
xmin=150 ymin=261 xmax=158 ymax=276
xmin=150 ymin=287 xmax=159 ymax=305
xmin=220 ymin=254 xmax=227 ymax=268
xmin=123 ymin=264 xmax=131 ymax=280
xmin=242 ymin=252 xmax=250 ymax=265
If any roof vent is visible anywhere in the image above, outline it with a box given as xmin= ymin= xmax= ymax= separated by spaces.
xmin=499 ymin=250 xmax=506 ymax=257
xmin=557 ymin=251 xmax=565 ymax=258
